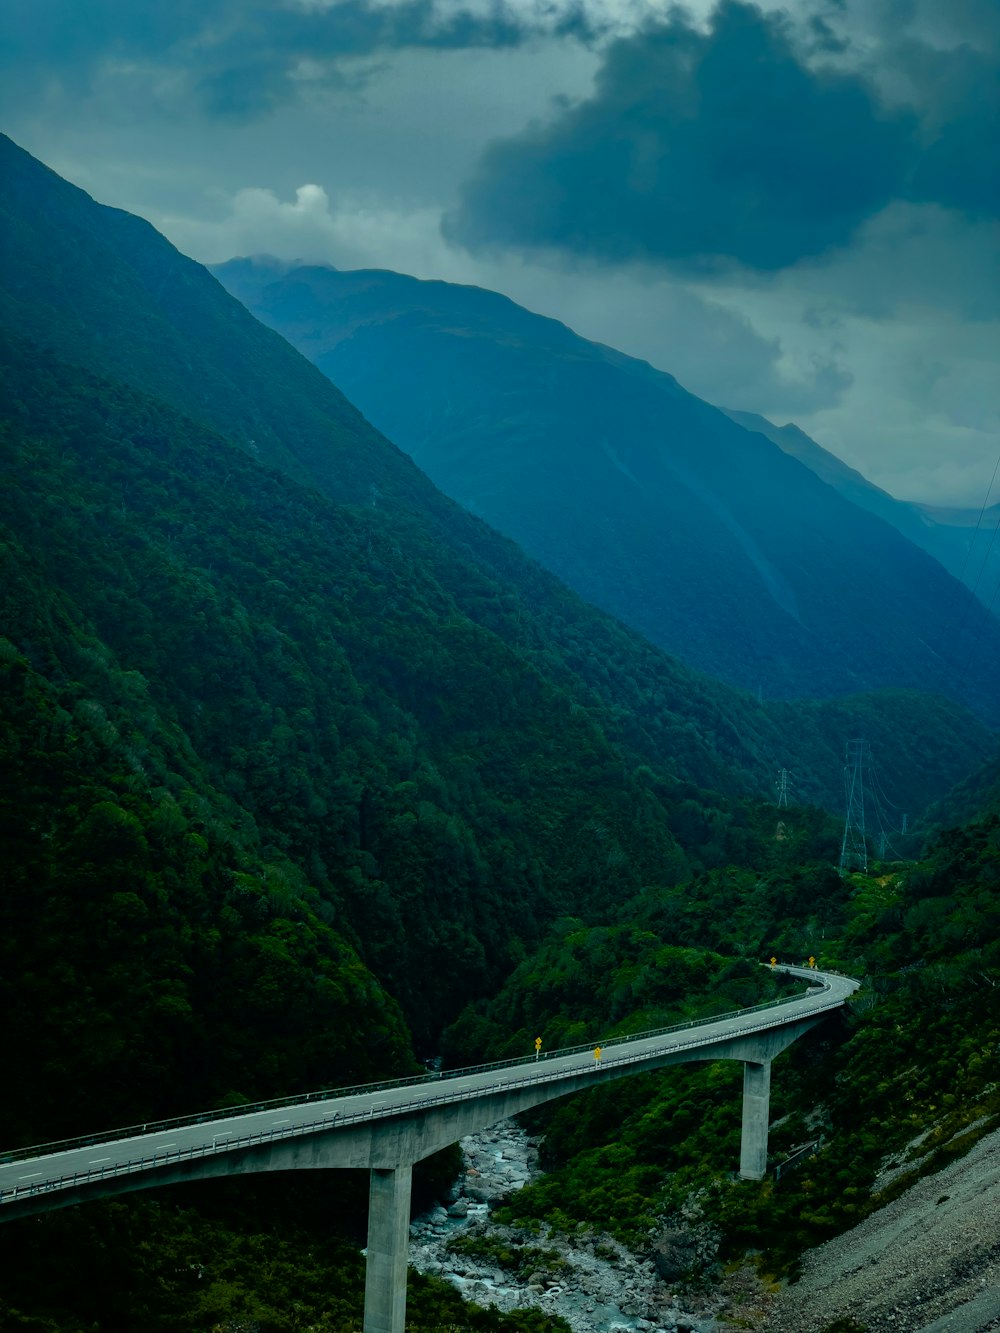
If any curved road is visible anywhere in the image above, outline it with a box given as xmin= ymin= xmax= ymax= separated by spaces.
xmin=1 ymin=966 xmax=858 ymax=1217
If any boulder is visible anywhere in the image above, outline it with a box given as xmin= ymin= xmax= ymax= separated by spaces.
xmin=651 ymin=1227 xmax=698 ymax=1282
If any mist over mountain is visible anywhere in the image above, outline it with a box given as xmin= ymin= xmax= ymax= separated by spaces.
xmin=211 ymin=258 xmax=1000 ymax=726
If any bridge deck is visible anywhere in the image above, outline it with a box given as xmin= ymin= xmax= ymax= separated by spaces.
xmin=1 ymin=966 xmax=858 ymax=1214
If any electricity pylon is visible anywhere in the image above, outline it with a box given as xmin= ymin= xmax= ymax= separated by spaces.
xmin=776 ymin=768 xmax=790 ymax=808
xmin=840 ymin=739 xmax=868 ymax=873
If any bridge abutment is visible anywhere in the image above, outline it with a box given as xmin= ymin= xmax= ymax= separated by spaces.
xmin=363 ymin=1164 xmax=412 ymax=1333
xmin=738 ymin=1059 xmax=772 ymax=1180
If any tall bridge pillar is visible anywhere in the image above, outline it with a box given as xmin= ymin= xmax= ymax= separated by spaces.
xmin=739 ymin=1059 xmax=771 ymax=1180
xmin=363 ymin=1163 xmax=412 ymax=1333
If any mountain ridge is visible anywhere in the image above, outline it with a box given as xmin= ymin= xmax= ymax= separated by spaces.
xmin=726 ymin=407 xmax=1000 ymax=617
xmin=211 ymin=255 xmax=1000 ymax=725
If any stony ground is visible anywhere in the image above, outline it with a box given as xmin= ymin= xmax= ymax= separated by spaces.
xmin=408 ymin=1120 xmax=711 ymax=1333
xmin=726 ymin=1124 xmax=1000 ymax=1332
xmin=409 ymin=1120 xmax=1000 ymax=1332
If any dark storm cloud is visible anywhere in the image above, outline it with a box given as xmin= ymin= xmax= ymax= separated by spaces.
xmin=445 ymin=0 xmax=999 ymax=272
xmin=897 ymin=41 xmax=1000 ymax=219
xmin=0 ymin=0 xmax=596 ymax=120
xmin=445 ymin=2 xmax=917 ymax=271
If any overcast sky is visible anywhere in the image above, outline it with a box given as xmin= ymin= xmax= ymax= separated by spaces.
xmin=3 ymin=0 xmax=998 ymax=506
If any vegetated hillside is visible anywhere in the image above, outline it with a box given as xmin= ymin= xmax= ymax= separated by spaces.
xmin=0 ymin=135 xmax=996 ymax=1331
xmin=0 ymin=136 xmax=991 ymax=820
xmin=442 ymin=804 xmax=1000 ymax=1293
xmin=0 ymin=329 xmax=892 ymax=1082
xmin=0 ymin=328 xmax=695 ymax=1058
xmin=727 ymin=407 xmax=1000 ymax=626
xmin=211 ymin=257 xmax=1000 ymax=724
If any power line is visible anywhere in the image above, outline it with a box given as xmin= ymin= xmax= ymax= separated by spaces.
xmin=840 ymin=740 xmax=908 ymax=871
xmin=840 ymin=740 xmax=868 ymax=873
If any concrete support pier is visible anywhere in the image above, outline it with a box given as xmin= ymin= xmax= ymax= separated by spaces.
xmin=363 ymin=1164 xmax=413 ymax=1333
xmin=739 ymin=1059 xmax=772 ymax=1180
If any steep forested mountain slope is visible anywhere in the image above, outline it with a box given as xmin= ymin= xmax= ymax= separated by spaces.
xmin=0 ymin=329 xmax=683 ymax=1058
xmin=0 ymin=135 xmax=990 ymax=820
xmin=6 ymin=329 xmax=985 ymax=1066
xmin=211 ymin=258 xmax=1000 ymax=723
xmin=727 ymin=408 xmax=1000 ymax=623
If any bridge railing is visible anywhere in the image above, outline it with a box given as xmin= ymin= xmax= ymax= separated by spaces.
xmin=0 ymin=982 xmax=854 ymax=1208
xmin=0 ymin=967 xmax=845 ymax=1169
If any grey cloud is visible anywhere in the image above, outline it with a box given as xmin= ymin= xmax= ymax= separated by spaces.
xmin=445 ymin=0 xmax=1000 ymax=273
xmin=897 ymin=42 xmax=1000 ymax=219
xmin=0 ymin=0 xmax=594 ymax=121
xmin=445 ymin=1 xmax=918 ymax=271
xmin=867 ymin=0 xmax=1000 ymax=47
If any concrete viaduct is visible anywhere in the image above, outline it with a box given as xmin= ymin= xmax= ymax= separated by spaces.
xmin=0 ymin=966 xmax=858 ymax=1332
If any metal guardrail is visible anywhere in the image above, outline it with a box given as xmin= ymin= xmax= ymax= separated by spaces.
xmin=0 ymin=968 xmax=854 ymax=1208
xmin=774 ymin=1138 xmax=822 ymax=1181
xmin=0 ymin=968 xmax=833 ymax=1169
xmin=0 ymin=991 xmax=850 ymax=1206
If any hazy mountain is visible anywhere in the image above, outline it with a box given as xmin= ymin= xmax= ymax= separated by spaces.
xmin=727 ymin=408 xmax=1000 ymax=617
xmin=211 ymin=258 xmax=1000 ymax=724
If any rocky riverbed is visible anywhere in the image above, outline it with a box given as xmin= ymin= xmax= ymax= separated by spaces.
xmin=408 ymin=1119 xmax=713 ymax=1333
xmin=407 ymin=1116 xmax=1000 ymax=1333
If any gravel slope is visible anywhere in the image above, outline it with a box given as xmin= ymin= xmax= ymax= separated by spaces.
xmin=753 ymin=1125 xmax=1000 ymax=1332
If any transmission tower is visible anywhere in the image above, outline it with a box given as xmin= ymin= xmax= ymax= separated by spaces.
xmin=776 ymin=768 xmax=790 ymax=808
xmin=840 ymin=739 xmax=869 ymax=873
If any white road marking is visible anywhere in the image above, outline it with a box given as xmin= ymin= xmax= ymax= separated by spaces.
xmin=18 ymin=1173 xmax=42 ymax=1179
xmin=88 ymin=1158 xmax=111 ymax=1165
